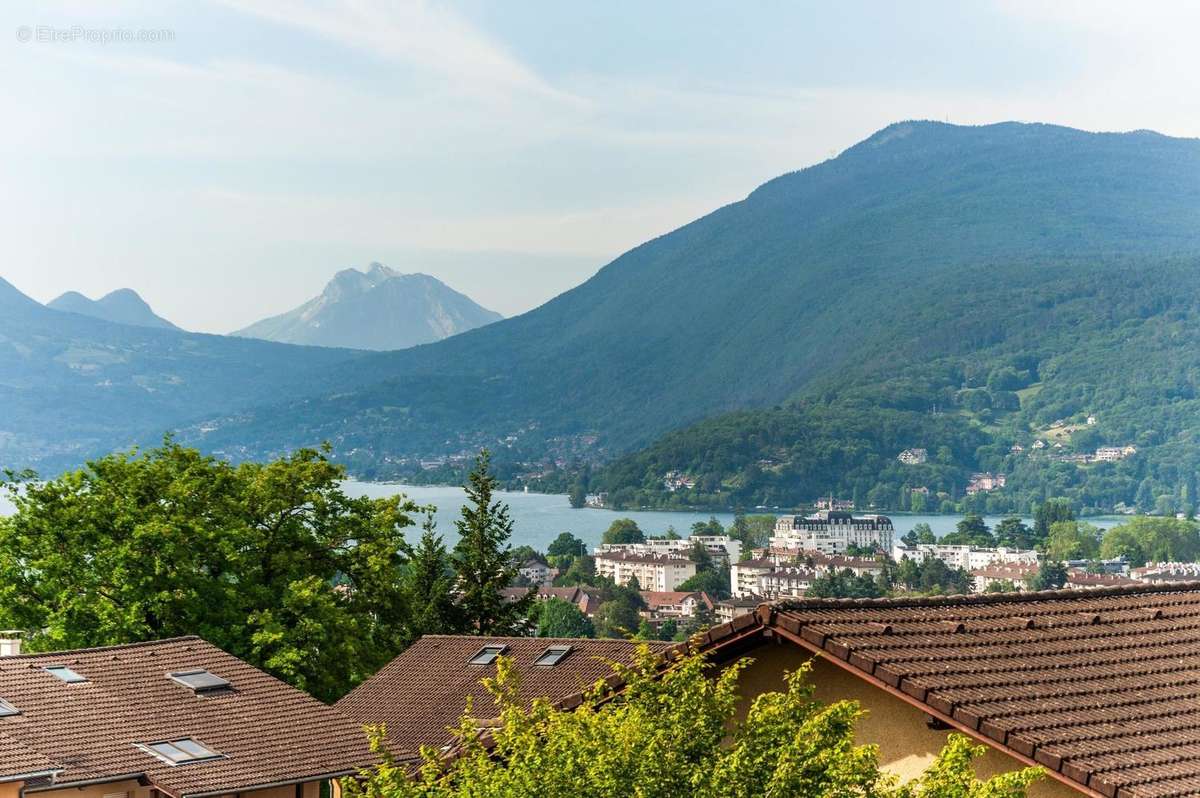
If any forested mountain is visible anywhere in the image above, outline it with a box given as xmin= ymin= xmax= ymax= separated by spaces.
xmin=0 ymin=277 xmax=365 ymax=471
xmin=9 ymin=120 xmax=1200 ymax=516
xmin=189 ymin=122 xmax=1200 ymax=505
xmin=233 ymin=263 xmax=502 ymax=351
xmin=48 ymin=288 xmax=179 ymax=330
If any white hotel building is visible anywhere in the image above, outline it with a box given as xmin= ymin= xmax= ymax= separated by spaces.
xmin=771 ymin=511 xmax=895 ymax=555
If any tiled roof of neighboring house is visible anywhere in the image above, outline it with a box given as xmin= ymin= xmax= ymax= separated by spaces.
xmin=640 ymin=591 xmax=714 ymax=610
xmin=335 ymin=636 xmax=671 ymax=756
xmin=0 ymin=636 xmax=375 ymax=797
xmin=499 ymin=586 xmax=599 ymax=615
xmin=733 ymin=558 xmax=775 ymax=570
xmin=693 ymin=583 xmax=1200 ymax=798
xmin=1064 ymin=570 xmax=1140 ymax=588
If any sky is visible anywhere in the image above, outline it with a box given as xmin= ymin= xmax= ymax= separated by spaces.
xmin=3 ymin=1 xmax=1200 ymax=333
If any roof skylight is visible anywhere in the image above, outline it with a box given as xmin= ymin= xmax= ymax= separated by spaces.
xmin=45 ymin=665 xmax=88 ymax=683
xmin=0 ymin=698 xmax=19 ymax=717
xmin=533 ymin=645 xmax=572 ymax=667
xmin=142 ymin=738 xmax=223 ymax=765
xmin=468 ymin=644 xmax=507 ymax=666
xmin=168 ymin=668 xmax=231 ymax=693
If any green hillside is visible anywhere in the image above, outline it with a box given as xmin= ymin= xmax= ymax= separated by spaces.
xmin=191 ymin=121 xmax=1200 ymax=498
xmin=593 ymin=253 xmax=1200 ymax=514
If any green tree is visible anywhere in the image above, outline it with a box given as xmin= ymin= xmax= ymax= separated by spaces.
xmin=808 ymin=568 xmax=885 ymax=599
xmin=593 ymin=599 xmax=641 ymax=638
xmin=452 ymin=450 xmax=534 ymax=635
xmin=535 ymin=597 xmax=594 ymax=638
xmin=0 ymin=441 xmax=415 ymax=701
xmin=1100 ymin=516 xmax=1200 ymax=566
xmin=1033 ymin=499 xmax=1075 ymax=542
xmin=941 ymin=515 xmax=994 ymax=546
xmin=1027 ymin=561 xmax=1069 ymax=591
xmin=677 ymin=566 xmax=731 ymax=600
xmin=658 ymin=618 xmax=678 ymax=640
xmin=994 ymin=516 xmax=1033 ymax=549
xmin=1044 ymin=520 xmax=1101 ymax=561
xmin=729 ymin=514 xmax=775 ymax=551
xmin=404 ymin=513 xmax=460 ymax=638
xmin=568 ymin=483 xmax=587 ymax=509
xmin=602 ymin=518 xmax=646 ymax=545
xmin=345 ymin=648 xmax=1041 ymax=798
xmin=691 ymin=516 xmax=725 ymax=536
xmin=547 ymin=532 xmax=586 ymax=560
xmin=901 ymin=522 xmax=937 ymax=547
xmin=553 ymin=554 xmax=596 ymax=586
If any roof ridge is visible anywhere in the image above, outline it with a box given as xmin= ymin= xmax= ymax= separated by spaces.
xmin=416 ymin=635 xmax=668 ymax=644
xmin=772 ymin=581 xmax=1200 ymax=611
xmin=0 ymin=634 xmax=203 ymax=660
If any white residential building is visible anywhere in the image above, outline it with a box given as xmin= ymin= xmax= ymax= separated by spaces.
xmin=596 ymin=535 xmax=741 ymax=564
xmin=733 ymin=552 xmax=883 ymax=598
xmin=898 ymin=448 xmax=928 ymax=465
xmin=966 ymin=472 xmax=1007 ymax=494
xmin=771 ymin=511 xmax=894 ymax=555
xmin=517 ymin=559 xmax=556 ymax=586
xmin=758 ymin=567 xmax=821 ymax=599
xmin=593 ymin=551 xmax=696 ymax=592
xmin=1095 ymin=445 xmax=1137 ymax=462
xmin=731 ymin=558 xmax=776 ymax=598
xmin=1131 ymin=562 xmax=1200 ymax=584
xmin=639 ymin=590 xmax=714 ymax=621
xmin=892 ymin=543 xmax=1038 ymax=571
xmin=714 ymin=596 xmax=760 ymax=624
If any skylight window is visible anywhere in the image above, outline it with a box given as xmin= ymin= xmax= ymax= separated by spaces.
xmin=0 ymin=698 xmax=19 ymax=718
xmin=142 ymin=738 xmax=223 ymax=765
xmin=168 ymin=668 xmax=231 ymax=693
xmin=533 ymin=645 xmax=572 ymax=667
xmin=45 ymin=665 xmax=88 ymax=683
xmin=468 ymin=644 xmax=507 ymax=666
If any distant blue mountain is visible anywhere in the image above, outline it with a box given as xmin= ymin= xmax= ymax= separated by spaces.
xmin=233 ymin=263 xmax=501 ymax=351
xmin=49 ymin=288 xmax=179 ymax=330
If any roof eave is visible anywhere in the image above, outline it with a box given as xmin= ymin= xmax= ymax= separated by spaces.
xmin=179 ymin=769 xmax=365 ymax=798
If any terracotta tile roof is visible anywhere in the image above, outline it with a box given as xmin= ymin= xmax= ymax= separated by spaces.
xmin=335 ymin=635 xmax=671 ymax=756
xmin=0 ymin=636 xmax=374 ymax=797
xmin=0 ymin=731 xmax=60 ymax=781
xmin=640 ymin=591 xmax=712 ymax=610
xmin=694 ymin=583 xmax=1200 ymax=798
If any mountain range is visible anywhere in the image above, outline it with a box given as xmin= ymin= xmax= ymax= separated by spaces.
xmin=6 ymin=120 xmax=1200 ymax=515
xmin=233 ymin=263 xmax=502 ymax=350
xmin=48 ymin=289 xmax=179 ymax=330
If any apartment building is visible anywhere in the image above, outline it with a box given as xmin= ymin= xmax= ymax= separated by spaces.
xmin=593 ymin=550 xmax=696 ymax=591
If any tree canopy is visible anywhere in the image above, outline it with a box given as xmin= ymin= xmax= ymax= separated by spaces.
xmin=601 ymin=518 xmax=646 ymax=545
xmin=1099 ymin=516 xmax=1200 ymax=566
xmin=0 ymin=440 xmax=416 ymax=701
xmin=345 ymin=646 xmax=1041 ymax=798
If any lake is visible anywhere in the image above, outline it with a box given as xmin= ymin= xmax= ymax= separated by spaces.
xmin=0 ymin=481 xmax=1126 ymax=552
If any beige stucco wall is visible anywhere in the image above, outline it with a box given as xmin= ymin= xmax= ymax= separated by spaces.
xmin=0 ymin=782 xmax=23 ymax=798
xmin=735 ymin=642 xmax=1082 ymax=798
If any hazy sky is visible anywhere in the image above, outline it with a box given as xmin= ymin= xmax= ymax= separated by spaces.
xmin=3 ymin=1 xmax=1200 ymax=332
